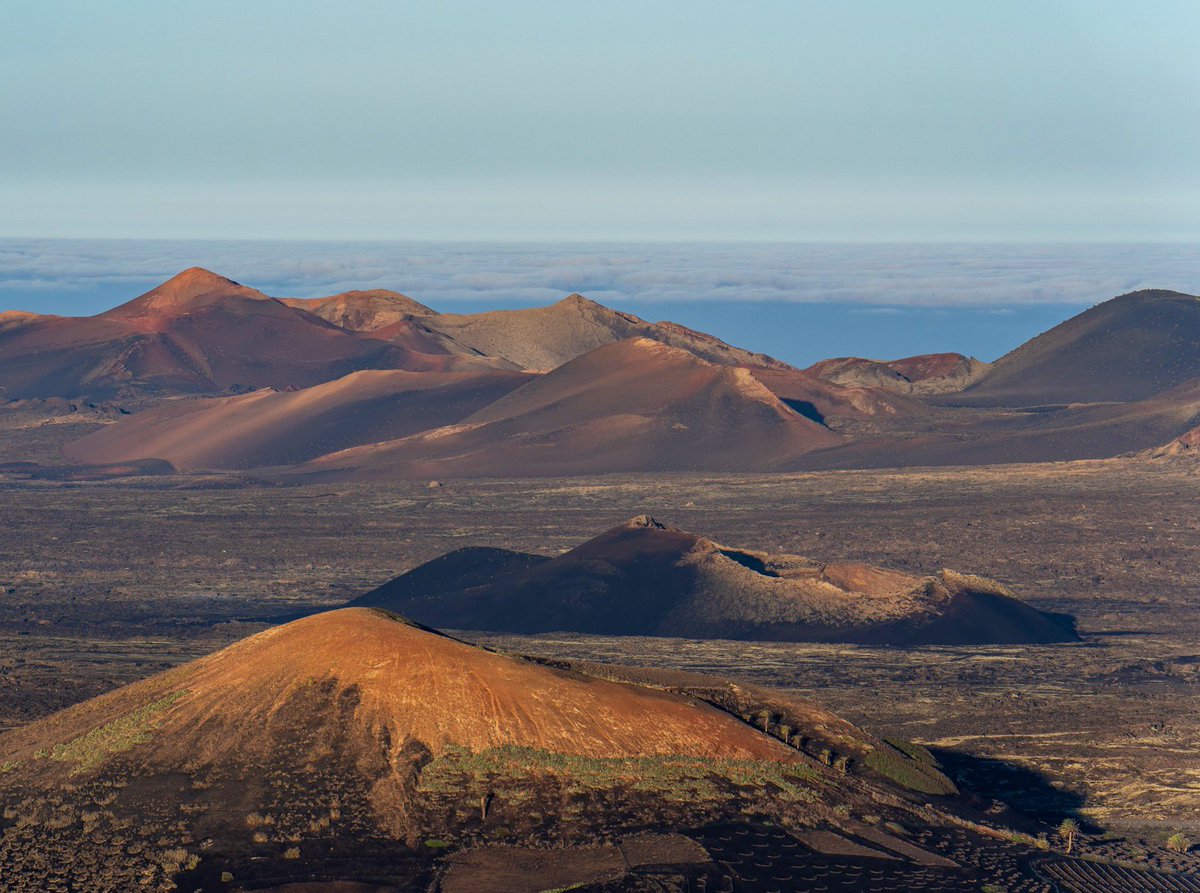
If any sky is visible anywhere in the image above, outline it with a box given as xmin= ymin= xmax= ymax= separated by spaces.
xmin=2 ymin=1 xmax=1199 ymax=241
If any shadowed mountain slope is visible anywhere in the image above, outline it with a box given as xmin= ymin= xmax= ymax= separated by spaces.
xmin=956 ymin=289 xmax=1200 ymax=406
xmin=287 ymin=338 xmax=840 ymax=480
xmin=1139 ymin=423 xmax=1200 ymax=460
xmin=798 ymin=375 xmax=1200 ymax=469
xmin=62 ymin=368 xmax=535 ymax=470
xmin=347 ymin=516 xmax=1078 ymax=645
xmin=748 ymin=366 xmax=928 ymax=424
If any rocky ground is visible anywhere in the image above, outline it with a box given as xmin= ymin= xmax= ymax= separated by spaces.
xmin=1 ymin=456 xmax=1198 ymax=855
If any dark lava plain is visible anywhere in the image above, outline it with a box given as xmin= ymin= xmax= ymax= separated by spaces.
xmin=2 ymin=456 xmax=1199 ymax=850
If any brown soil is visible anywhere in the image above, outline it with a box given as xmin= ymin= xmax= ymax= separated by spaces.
xmin=442 ymin=845 xmax=626 ymax=893
xmin=64 ymin=369 xmax=533 ymax=470
xmin=957 ymin=289 xmax=1200 ymax=406
xmin=0 ymin=609 xmax=797 ymax=778
xmin=419 ymin=293 xmax=790 ymax=373
xmin=288 ymin=338 xmax=838 ymax=480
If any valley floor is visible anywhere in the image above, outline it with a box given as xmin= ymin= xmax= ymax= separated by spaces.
xmin=2 ymin=459 xmax=1198 ymax=834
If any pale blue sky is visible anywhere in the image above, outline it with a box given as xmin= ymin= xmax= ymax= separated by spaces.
xmin=2 ymin=1 xmax=1198 ymax=240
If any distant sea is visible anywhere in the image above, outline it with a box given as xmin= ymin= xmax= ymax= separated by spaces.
xmin=2 ymin=239 xmax=1197 ymax=366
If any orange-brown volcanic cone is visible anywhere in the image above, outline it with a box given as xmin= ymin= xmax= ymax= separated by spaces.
xmin=64 ymin=368 xmax=534 ymax=470
xmin=280 ymin=289 xmax=436 ymax=330
xmin=0 ymin=608 xmax=795 ymax=778
xmin=290 ymin=338 xmax=839 ymax=479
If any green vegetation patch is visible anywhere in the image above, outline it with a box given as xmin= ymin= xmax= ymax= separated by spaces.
xmin=864 ymin=743 xmax=957 ymax=796
xmin=418 ymin=744 xmax=818 ymax=803
xmin=51 ymin=690 xmax=188 ymax=774
xmin=0 ymin=760 xmax=19 ymax=773
xmin=884 ymin=737 xmax=939 ymax=767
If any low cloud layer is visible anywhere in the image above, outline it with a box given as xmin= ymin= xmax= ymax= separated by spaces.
xmin=2 ymin=239 xmax=1197 ymax=316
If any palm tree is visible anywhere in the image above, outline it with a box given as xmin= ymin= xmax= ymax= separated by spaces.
xmin=1058 ymin=818 xmax=1080 ymax=854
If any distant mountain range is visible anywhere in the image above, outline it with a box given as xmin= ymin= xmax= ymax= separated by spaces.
xmin=4 ymin=268 xmax=1200 ymax=476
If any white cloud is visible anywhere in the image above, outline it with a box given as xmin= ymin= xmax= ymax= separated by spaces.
xmin=1 ymin=239 xmax=1197 ymax=313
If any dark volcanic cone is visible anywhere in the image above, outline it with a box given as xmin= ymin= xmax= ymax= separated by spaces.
xmin=348 ymin=516 xmax=1078 ymax=645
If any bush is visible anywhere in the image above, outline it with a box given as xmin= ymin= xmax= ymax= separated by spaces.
xmin=1167 ymin=832 xmax=1192 ymax=853
xmin=155 ymin=848 xmax=193 ymax=873
xmin=864 ymin=744 xmax=958 ymax=796
xmin=884 ymin=738 xmax=939 ymax=767
xmin=417 ymin=744 xmax=818 ymax=803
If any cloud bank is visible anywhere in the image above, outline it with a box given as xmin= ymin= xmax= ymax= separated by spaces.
xmin=1 ymin=239 xmax=1197 ymax=316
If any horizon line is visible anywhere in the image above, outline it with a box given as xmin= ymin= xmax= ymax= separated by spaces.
xmin=5 ymin=235 xmax=1200 ymax=246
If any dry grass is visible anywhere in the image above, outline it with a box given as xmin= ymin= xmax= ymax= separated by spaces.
xmin=48 ymin=690 xmax=187 ymax=773
xmin=417 ymin=743 xmax=818 ymax=803
xmin=863 ymin=742 xmax=958 ymax=796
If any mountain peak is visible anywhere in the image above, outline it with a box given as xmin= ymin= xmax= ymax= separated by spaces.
xmin=959 ymin=286 xmax=1200 ymax=406
xmin=172 ymin=266 xmax=238 ymax=287
xmin=557 ymin=292 xmax=604 ymax=310
xmin=1111 ymin=288 xmax=1198 ymax=304
xmin=625 ymin=514 xmax=670 ymax=530
xmin=152 ymin=266 xmax=246 ymax=299
xmin=101 ymin=267 xmax=267 ymax=319
xmin=280 ymin=289 xmax=437 ymax=331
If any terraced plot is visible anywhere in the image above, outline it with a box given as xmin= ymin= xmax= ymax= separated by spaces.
xmin=1041 ymin=859 xmax=1200 ymax=892
xmin=693 ymin=822 xmax=1052 ymax=893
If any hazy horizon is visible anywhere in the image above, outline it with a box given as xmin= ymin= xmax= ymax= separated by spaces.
xmin=4 ymin=238 xmax=1197 ymax=366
